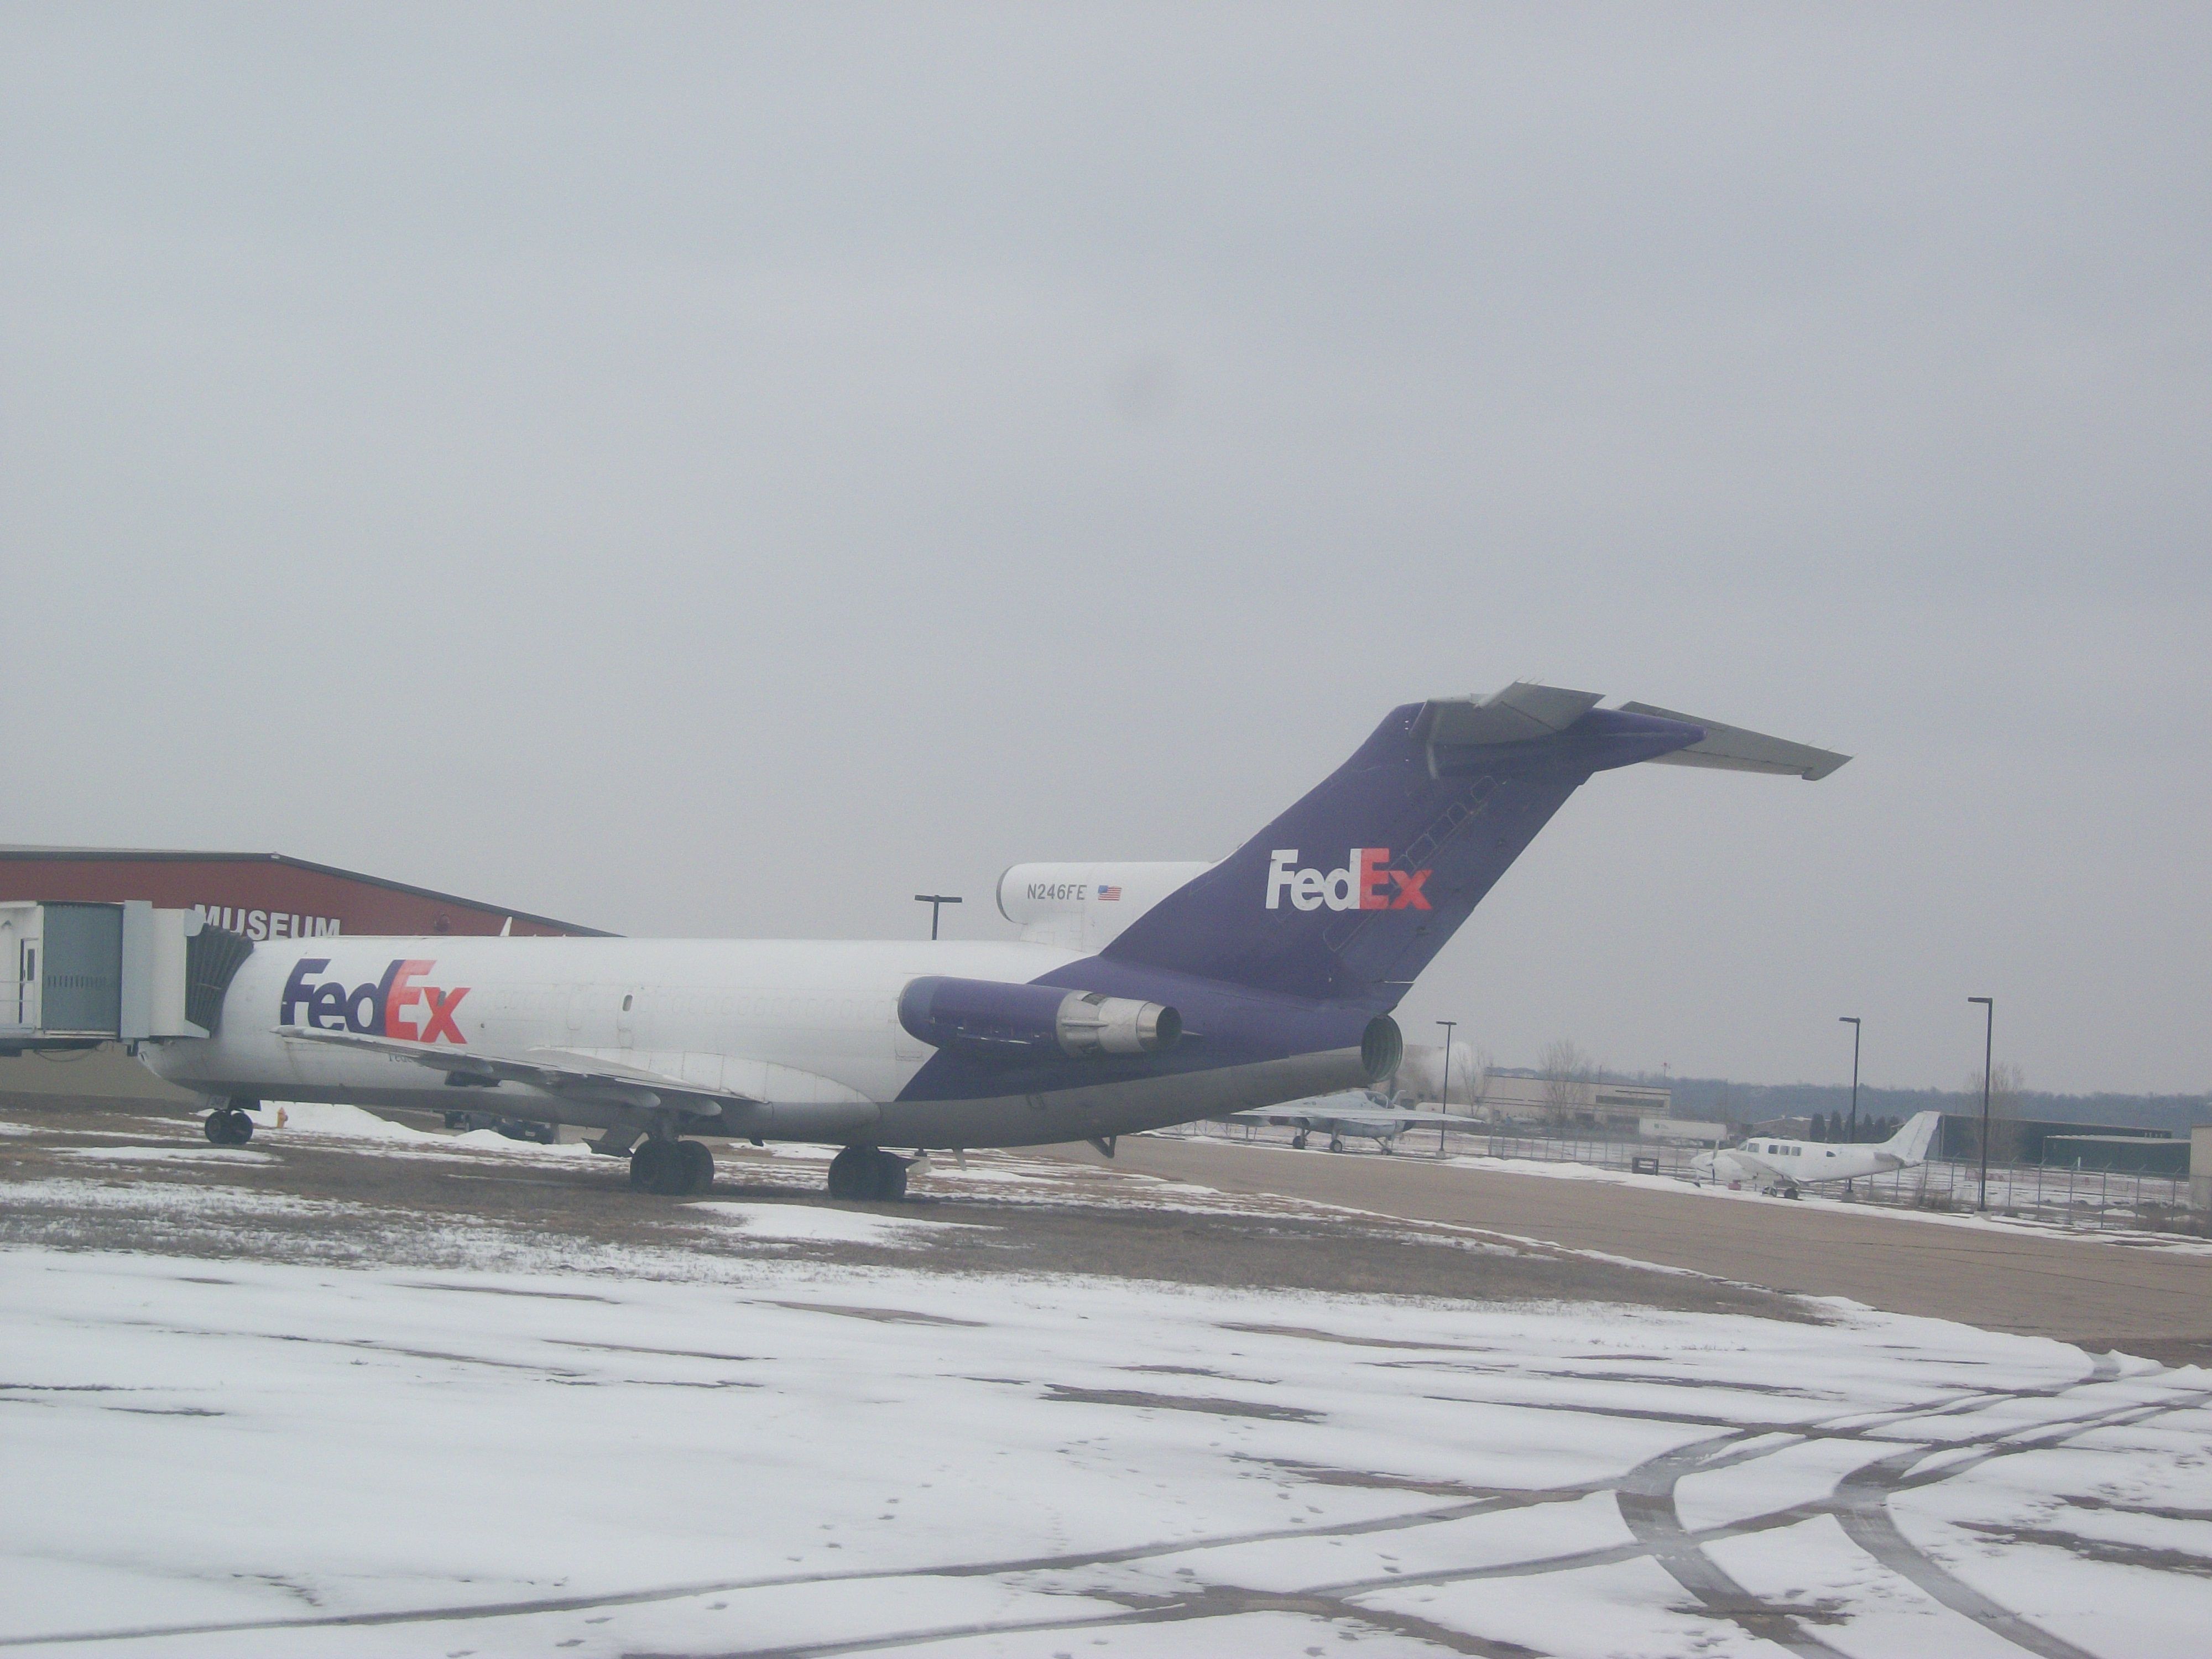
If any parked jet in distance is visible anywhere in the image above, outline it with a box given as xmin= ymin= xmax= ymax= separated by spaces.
xmin=1230 ymin=1089 xmax=1484 ymax=1153
xmin=145 ymin=682 xmax=1847 ymax=1199
xmin=1689 ymin=1112 xmax=1941 ymax=1198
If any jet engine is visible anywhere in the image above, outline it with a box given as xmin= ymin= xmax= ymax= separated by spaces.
xmin=899 ymin=975 xmax=1181 ymax=1061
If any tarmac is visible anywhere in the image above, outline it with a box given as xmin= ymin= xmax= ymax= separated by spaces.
xmin=3 ymin=1082 xmax=2207 ymax=1361
xmin=1060 ymin=1135 xmax=2212 ymax=1365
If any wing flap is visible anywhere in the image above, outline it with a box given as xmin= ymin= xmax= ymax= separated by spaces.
xmin=273 ymin=1026 xmax=760 ymax=1112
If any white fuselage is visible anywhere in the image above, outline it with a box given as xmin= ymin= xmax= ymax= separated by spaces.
xmin=143 ymin=935 xmax=1369 ymax=1149
xmin=1692 ymin=1138 xmax=1907 ymax=1191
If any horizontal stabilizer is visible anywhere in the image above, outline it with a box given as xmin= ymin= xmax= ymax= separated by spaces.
xmin=1427 ymin=682 xmax=1604 ymax=747
xmin=1617 ymin=703 xmax=1850 ymax=780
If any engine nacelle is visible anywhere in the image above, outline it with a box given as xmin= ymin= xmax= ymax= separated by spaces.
xmin=899 ymin=975 xmax=1181 ymax=1062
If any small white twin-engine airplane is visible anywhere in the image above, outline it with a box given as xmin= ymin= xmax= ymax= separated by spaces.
xmin=1688 ymin=1112 xmax=1941 ymax=1198
xmin=1230 ymin=1089 xmax=1484 ymax=1154
xmin=144 ymin=682 xmax=1847 ymax=1199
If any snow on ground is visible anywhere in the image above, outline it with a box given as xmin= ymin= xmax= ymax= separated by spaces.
xmin=4 ymin=1246 xmax=2207 ymax=1658
xmin=685 ymin=1200 xmax=989 ymax=1247
xmin=237 ymin=1100 xmax=598 ymax=1160
xmin=0 ymin=1177 xmax=357 ymax=1220
xmin=57 ymin=1144 xmax=277 ymax=1165
xmin=242 ymin=1100 xmax=434 ymax=1140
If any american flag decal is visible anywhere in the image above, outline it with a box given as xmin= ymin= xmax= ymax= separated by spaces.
xmin=1098 ymin=885 xmax=1122 ymax=900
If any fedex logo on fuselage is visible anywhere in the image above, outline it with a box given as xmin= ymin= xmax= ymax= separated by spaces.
xmin=1265 ymin=849 xmax=1431 ymax=912
xmin=280 ymin=958 xmax=471 ymax=1044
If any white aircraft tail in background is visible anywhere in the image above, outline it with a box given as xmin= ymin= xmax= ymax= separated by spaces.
xmin=1690 ymin=1110 xmax=1942 ymax=1198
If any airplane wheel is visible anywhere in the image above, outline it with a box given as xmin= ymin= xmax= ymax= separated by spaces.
xmin=677 ymin=1140 xmax=715 ymax=1195
xmin=827 ymin=1144 xmax=874 ymax=1200
xmin=1291 ymin=1132 xmax=1308 ymax=1150
xmin=873 ymin=1150 xmax=907 ymax=1202
xmin=631 ymin=1140 xmax=684 ymax=1194
xmin=1328 ymin=1136 xmax=1344 ymax=1154
xmin=827 ymin=1146 xmax=906 ymax=1202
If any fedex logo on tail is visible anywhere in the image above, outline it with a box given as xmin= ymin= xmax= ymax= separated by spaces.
xmin=1265 ymin=849 xmax=1431 ymax=912
xmin=280 ymin=958 xmax=471 ymax=1044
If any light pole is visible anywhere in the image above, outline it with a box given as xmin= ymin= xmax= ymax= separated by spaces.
xmin=914 ymin=894 xmax=962 ymax=940
xmin=1839 ymin=1016 xmax=1861 ymax=1141
xmin=1969 ymin=996 xmax=1994 ymax=1212
xmin=1434 ymin=1020 xmax=1458 ymax=1156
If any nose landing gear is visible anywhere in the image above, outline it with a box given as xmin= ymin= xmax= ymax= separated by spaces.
xmin=630 ymin=1139 xmax=716 ymax=1196
xmin=826 ymin=1145 xmax=909 ymax=1202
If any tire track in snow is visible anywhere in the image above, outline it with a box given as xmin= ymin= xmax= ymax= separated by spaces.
xmin=1308 ymin=1359 xmax=2212 ymax=1658
xmin=12 ymin=1358 xmax=2205 ymax=1656
xmin=1614 ymin=1428 xmax=1857 ymax=1657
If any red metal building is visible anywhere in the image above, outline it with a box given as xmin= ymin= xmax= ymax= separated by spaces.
xmin=0 ymin=848 xmax=608 ymax=941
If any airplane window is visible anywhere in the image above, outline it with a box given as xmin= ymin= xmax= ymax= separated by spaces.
xmin=622 ymin=994 xmax=633 ymax=1011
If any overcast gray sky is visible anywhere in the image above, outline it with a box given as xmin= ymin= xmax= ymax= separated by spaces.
xmin=4 ymin=5 xmax=2206 ymax=1095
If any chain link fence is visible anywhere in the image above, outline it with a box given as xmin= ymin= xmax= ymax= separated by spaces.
xmin=1163 ymin=1118 xmax=2204 ymax=1237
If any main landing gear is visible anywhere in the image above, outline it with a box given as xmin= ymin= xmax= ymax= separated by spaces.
xmin=826 ymin=1145 xmax=909 ymax=1202
xmin=1291 ymin=1131 xmax=1309 ymax=1150
xmin=630 ymin=1139 xmax=716 ymax=1196
xmin=203 ymin=1104 xmax=255 ymax=1146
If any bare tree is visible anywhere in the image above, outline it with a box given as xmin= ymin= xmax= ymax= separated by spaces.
xmin=1964 ymin=1061 xmax=2029 ymax=1164
xmin=1541 ymin=1037 xmax=1590 ymax=1126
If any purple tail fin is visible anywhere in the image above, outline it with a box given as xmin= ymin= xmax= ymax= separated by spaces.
xmin=1101 ymin=696 xmax=1700 ymax=1005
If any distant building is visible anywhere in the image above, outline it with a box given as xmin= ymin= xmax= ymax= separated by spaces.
xmin=2037 ymin=1135 xmax=2188 ymax=1176
xmin=1462 ymin=1074 xmax=1671 ymax=1131
xmin=1934 ymin=1114 xmax=2175 ymax=1166
xmin=2 ymin=848 xmax=606 ymax=1111
xmin=1 ymin=847 xmax=606 ymax=941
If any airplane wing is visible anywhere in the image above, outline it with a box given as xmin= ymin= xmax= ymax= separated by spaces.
xmin=1230 ymin=1107 xmax=1486 ymax=1133
xmin=274 ymin=1026 xmax=759 ymax=1113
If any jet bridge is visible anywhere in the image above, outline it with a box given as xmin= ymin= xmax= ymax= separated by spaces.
xmin=0 ymin=901 xmax=252 ymax=1053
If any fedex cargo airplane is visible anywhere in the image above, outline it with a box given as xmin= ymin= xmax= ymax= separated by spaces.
xmin=145 ymin=683 xmax=1846 ymax=1199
